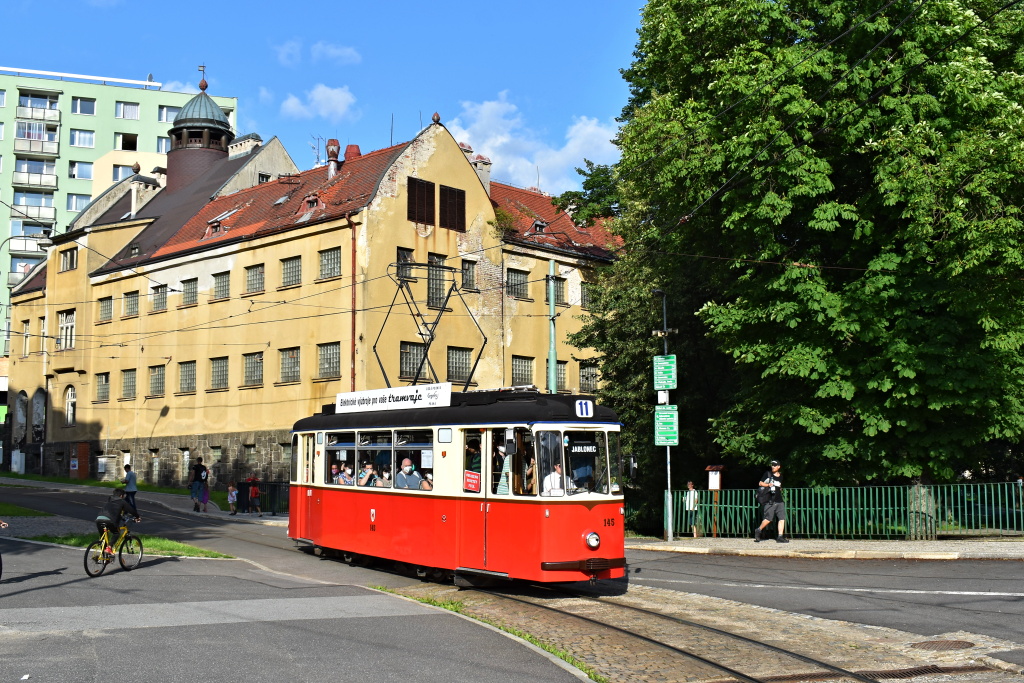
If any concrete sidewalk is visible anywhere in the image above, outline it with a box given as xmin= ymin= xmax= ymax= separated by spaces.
xmin=627 ymin=535 xmax=1024 ymax=560
xmin=0 ymin=476 xmax=288 ymax=527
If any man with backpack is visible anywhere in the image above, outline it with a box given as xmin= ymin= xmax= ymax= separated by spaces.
xmin=755 ymin=460 xmax=789 ymax=543
xmin=188 ymin=457 xmax=208 ymax=513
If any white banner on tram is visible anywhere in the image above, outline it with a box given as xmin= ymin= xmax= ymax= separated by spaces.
xmin=335 ymin=383 xmax=452 ymax=414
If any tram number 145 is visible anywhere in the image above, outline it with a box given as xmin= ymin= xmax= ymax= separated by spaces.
xmin=603 ymin=517 xmax=616 ymax=527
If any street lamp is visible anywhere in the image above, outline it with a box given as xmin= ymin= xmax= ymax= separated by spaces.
xmin=651 ymin=288 xmax=677 ymax=541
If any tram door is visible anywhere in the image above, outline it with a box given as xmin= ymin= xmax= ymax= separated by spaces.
xmin=458 ymin=428 xmax=487 ymax=570
xmin=293 ymin=433 xmax=316 ymax=541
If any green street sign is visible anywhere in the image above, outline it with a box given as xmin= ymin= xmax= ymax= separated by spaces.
xmin=653 ymin=355 xmax=677 ymax=391
xmin=654 ymin=404 xmax=679 ymax=446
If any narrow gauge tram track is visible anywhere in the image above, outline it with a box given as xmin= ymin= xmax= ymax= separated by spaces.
xmin=469 ymin=585 xmax=994 ymax=683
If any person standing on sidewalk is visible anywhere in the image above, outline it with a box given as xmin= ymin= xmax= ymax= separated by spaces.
xmin=246 ymin=474 xmax=263 ymax=517
xmin=755 ymin=460 xmax=789 ymax=543
xmin=188 ymin=457 xmax=208 ymax=512
xmin=683 ymin=481 xmax=700 ymax=538
xmin=227 ymin=481 xmax=238 ymax=515
xmin=120 ymin=464 xmax=138 ymax=509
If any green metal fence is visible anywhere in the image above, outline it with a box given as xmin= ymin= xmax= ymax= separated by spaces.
xmin=668 ymin=483 xmax=1024 ymax=540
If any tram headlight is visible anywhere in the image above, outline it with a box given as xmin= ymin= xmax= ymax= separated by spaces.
xmin=585 ymin=532 xmax=601 ymax=550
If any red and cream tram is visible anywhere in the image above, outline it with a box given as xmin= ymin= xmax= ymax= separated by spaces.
xmin=289 ymin=384 xmax=626 ymax=584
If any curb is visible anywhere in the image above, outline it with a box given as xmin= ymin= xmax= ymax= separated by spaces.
xmin=626 ymin=542 xmax=1024 ymax=561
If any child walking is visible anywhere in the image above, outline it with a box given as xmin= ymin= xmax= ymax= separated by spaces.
xmin=227 ymin=481 xmax=238 ymax=516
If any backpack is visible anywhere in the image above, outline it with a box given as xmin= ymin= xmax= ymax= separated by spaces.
xmin=755 ymin=486 xmax=770 ymax=505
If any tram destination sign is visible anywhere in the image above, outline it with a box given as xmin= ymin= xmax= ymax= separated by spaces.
xmin=336 ymin=383 xmax=452 ymax=414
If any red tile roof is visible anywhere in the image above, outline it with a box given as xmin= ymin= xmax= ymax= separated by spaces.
xmin=489 ymin=182 xmax=620 ymax=261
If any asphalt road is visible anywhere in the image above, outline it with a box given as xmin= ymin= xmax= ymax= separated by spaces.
xmin=626 ymin=549 xmax=1024 ymax=646
xmin=0 ymin=486 xmax=582 ymax=683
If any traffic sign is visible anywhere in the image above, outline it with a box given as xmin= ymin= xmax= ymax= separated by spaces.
xmin=654 ymin=405 xmax=679 ymax=446
xmin=654 ymin=355 xmax=677 ymax=391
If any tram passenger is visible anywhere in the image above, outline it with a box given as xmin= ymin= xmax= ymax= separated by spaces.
xmin=375 ymin=464 xmax=392 ymax=487
xmin=495 ymin=447 xmax=511 ymax=495
xmin=396 ymin=458 xmax=425 ymax=489
xmin=330 ymin=463 xmax=342 ymax=484
xmin=357 ymin=462 xmax=377 ymax=486
xmin=465 ymin=439 xmax=482 ymax=472
xmin=524 ymin=456 xmax=536 ymax=493
xmin=420 ymin=472 xmax=433 ymax=490
xmin=339 ymin=463 xmax=355 ymax=485
xmin=491 ymin=444 xmax=506 ymax=493
xmin=542 ymin=462 xmax=567 ymax=496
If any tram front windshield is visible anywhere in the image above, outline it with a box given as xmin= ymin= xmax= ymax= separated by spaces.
xmin=536 ymin=429 xmax=621 ymax=496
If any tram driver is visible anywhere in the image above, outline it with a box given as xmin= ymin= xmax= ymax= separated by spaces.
xmin=542 ymin=462 xmax=567 ymax=496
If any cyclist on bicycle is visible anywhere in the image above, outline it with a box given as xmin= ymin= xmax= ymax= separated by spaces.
xmin=95 ymin=489 xmax=140 ymax=553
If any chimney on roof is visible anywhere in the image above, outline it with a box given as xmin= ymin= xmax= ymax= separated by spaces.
xmin=326 ymin=139 xmax=341 ymax=179
xmin=344 ymin=144 xmax=361 ymax=161
xmin=471 ymin=153 xmax=492 ymax=196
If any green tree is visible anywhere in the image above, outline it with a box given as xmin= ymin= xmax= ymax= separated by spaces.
xmin=590 ymin=0 xmax=1024 ymax=486
xmin=552 ymin=160 xmax=621 ymax=227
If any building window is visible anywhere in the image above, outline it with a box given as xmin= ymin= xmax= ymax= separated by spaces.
xmin=21 ymin=320 xmax=30 ymax=357
xmin=157 ymin=136 xmax=171 ymax=154
xmin=67 ymin=194 xmax=91 ymax=212
xmin=318 ymin=342 xmax=340 ymax=378
xmin=57 ymin=309 xmax=75 ymax=349
xmin=580 ymin=362 xmax=599 ymax=393
xmin=115 ymin=132 xmax=138 ymax=151
xmin=512 ymin=356 xmax=534 ymax=387
xmin=397 ymin=247 xmax=414 ymax=280
xmin=122 ymin=369 xmax=137 ymax=399
xmin=16 ymin=158 xmax=53 ymax=175
xmin=581 ymin=283 xmax=594 ymax=309
xmin=123 ymin=291 xmax=139 ymax=317
xmin=0 ymin=90 xmax=5 ymax=107
xmin=68 ymin=161 xmax=93 ymax=179
xmin=96 ymin=373 xmax=110 ymax=402
xmin=427 ymin=253 xmax=446 ymax=307
xmin=281 ymin=256 xmax=301 ymax=287
xmin=407 ymin=177 xmax=435 ymax=225
xmin=212 ymin=272 xmax=230 ymax=300
xmin=152 ymin=285 xmax=167 ymax=311
xmin=149 ymin=365 xmax=165 ymax=396
xmin=439 ymin=185 xmax=466 ymax=231
xmin=15 ymin=190 xmax=53 ymax=208
xmin=280 ymin=347 xmax=300 ymax=383
xmin=545 ymin=276 xmax=567 ymax=305
xmin=210 ymin=357 xmax=228 ymax=390
xmin=258 ymin=172 xmax=272 ymax=184
xmin=243 ymin=352 xmax=263 ymax=386
xmin=182 ymin=278 xmax=198 ymax=306
xmin=158 ymin=105 xmax=180 ymax=122
xmin=461 ymin=260 xmax=476 ymax=290
xmin=113 ymin=165 xmax=134 ymax=181
xmin=16 ymin=120 xmax=56 ymax=141
xmin=319 ymin=247 xmax=341 ymax=279
xmin=115 ymin=101 xmax=140 ymax=119
xmin=64 ymin=386 xmax=77 ymax=426
xmin=179 ymin=361 xmax=196 ymax=393
xmin=546 ymin=359 xmax=568 ymax=393
xmin=71 ymin=97 xmax=95 ymax=115
xmin=245 ymin=264 xmax=264 ymax=293
xmin=98 ymin=297 xmax=112 ymax=322
xmin=400 ymin=342 xmax=427 ymax=380
xmin=69 ymin=129 xmax=95 ymax=147
xmin=447 ymin=347 xmax=472 ymax=384
xmin=506 ymin=269 xmax=529 ymax=299
xmin=59 ymin=248 xmax=78 ymax=272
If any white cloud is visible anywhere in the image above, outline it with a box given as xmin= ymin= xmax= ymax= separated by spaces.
xmin=161 ymin=81 xmax=201 ymax=94
xmin=311 ymin=42 xmax=361 ymax=65
xmin=280 ymin=84 xmax=357 ymax=124
xmin=258 ymin=86 xmax=274 ymax=105
xmin=274 ymin=40 xmax=303 ymax=67
xmin=448 ymin=93 xmax=619 ymax=195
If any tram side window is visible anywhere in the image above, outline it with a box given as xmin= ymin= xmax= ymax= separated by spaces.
xmin=290 ymin=434 xmax=300 ymax=483
xmin=609 ymin=431 xmax=623 ymax=495
xmin=463 ymin=428 xmax=484 ymax=493
xmin=564 ymin=431 xmax=609 ymax=494
xmin=491 ymin=427 xmax=535 ymax=495
xmin=538 ymin=430 xmax=566 ymax=497
xmin=395 ymin=429 xmax=434 ymax=490
xmin=357 ymin=431 xmax=393 ymax=487
xmin=325 ymin=431 xmax=355 ymax=485
xmin=515 ymin=429 xmax=536 ymax=496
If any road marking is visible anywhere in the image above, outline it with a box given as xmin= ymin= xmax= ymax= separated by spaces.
xmin=634 ymin=576 xmax=1024 ymax=598
xmin=0 ymin=595 xmax=436 ymax=633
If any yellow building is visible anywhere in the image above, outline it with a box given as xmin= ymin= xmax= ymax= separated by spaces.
xmin=5 ymin=94 xmax=618 ymax=486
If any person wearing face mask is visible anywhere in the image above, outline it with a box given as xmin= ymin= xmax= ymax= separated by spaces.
xmin=330 ymin=463 xmax=342 ymax=484
xmin=374 ymin=463 xmax=392 ymax=488
xmin=396 ymin=458 xmax=425 ymax=489
xmin=339 ymin=463 xmax=355 ymax=486
xmin=357 ymin=462 xmax=377 ymax=486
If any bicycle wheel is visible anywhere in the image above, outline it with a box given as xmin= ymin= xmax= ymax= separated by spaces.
xmin=84 ymin=540 xmax=109 ymax=577
xmin=118 ymin=535 xmax=144 ymax=571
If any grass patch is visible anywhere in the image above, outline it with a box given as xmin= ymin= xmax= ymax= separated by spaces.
xmin=26 ymin=533 xmax=233 ymax=558
xmin=371 ymin=586 xmax=606 ymax=682
xmin=0 ymin=502 xmax=52 ymax=517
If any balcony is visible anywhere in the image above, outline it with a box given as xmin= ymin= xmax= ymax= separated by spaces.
xmin=16 ymin=106 xmax=60 ymax=122
xmin=8 ymin=236 xmax=50 ymax=256
xmin=8 ymin=272 xmax=28 ymax=287
xmin=12 ymin=171 xmax=58 ymax=189
xmin=14 ymin=138 xmax=59 ymax=156
xmin=11 ymin=205 xmax=56 ymax=221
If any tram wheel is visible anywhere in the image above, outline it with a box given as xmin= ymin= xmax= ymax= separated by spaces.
xmin=341 ymin=552 xmax=355 ymax=564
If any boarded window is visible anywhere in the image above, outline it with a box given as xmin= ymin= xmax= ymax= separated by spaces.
xmin=439 ymin=185 xmax=465 ymax=231
xmin=407 ymin=177 xmax=435 ymax=225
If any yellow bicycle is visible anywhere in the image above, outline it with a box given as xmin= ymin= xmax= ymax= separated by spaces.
xmin=84 ymin=518 xmax=143 ymax=577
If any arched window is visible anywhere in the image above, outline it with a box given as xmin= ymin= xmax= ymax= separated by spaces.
xmin=64 ymin=386 xmax=76 ymax=427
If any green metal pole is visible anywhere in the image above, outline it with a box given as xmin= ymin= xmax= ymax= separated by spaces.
xmin=548 ymin=259 xmax=557 ymax=394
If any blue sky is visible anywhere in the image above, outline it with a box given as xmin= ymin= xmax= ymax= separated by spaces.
xmin=7 ymin=0 xmax=642 ymax=194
